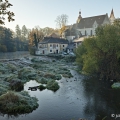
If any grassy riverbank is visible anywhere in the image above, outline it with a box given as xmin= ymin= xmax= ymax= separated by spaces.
xmin=0 ymin=56 xmax=75 ymax=114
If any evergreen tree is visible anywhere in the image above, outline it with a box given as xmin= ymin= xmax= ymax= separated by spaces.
xmin=21 ymin=25 xmax=28 ymax=38
xmin=15 ymin=25 xmax=21 ymax=38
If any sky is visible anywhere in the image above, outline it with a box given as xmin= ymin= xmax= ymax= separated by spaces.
xmin=2 ymin=0 xmax=120 ymax=32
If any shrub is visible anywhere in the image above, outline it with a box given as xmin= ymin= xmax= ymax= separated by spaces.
xmin=55 ymin=74 xmax=62 ymax=80
xmin=0 ymin=45 xmax=7 ymax=52
xmin=44 ymin=73 xmax=55 ymax=79
xmin=29 ymin=47 xmax=35 ymax=55
xmin=40 ymin=78 xmax=47 ymax=84
xmin=0 ymin=91 xmax=39 ymax=114
xmin=38 ymin=85 xmax=46 ymax=91
xmin=46 ymin=80 xmax=60 ymax=92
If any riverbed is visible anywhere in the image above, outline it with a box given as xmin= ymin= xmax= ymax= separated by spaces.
xmin=0 ymin=52 xmax=120 ymax=120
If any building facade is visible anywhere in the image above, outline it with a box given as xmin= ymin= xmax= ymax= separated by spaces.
xmin=36 ymin=37 xmax=69 ymax=55
xmin=63 ymin=9 xmax=116 ymax=42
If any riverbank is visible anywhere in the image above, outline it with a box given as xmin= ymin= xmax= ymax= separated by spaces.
xmin=0 ymin=55 xmax=76 ymax=114
xmin=0 ymin=51 xmax=29 ymax=59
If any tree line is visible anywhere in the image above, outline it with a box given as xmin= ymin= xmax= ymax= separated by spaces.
xmin=0 ymin=0 xmax=69 ymax=53
xmin=75 ymin=20 xmax=120 ymax=82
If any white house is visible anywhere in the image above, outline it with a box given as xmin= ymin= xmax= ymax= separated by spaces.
xmin=36 ymin=37 xmax=69 ymax=55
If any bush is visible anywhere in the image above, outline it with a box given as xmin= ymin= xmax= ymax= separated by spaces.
xmin=29 ymin=47 xmax=35 ymax=55
xmin=0 ymin=45 xmax=7 ymax=52
xmin=9 ymin=80 xmax=24 ymax=91
xmin=38 ymin=85 xmax=46 ymax=91
xmin=0 ymin=91 xmax=38 ymax=114
xmin=112 ymin=82 xmax=120 ymax=89
xmin=46 ymin=80 xmax=60 ymax=92
xmin=76 ymin=25 xmax=120 ymax=81
xmin=55 ymin=74 xmax=62 ymax=80
xmin=44 ymin=73 xmax=55 ymax=79
xmin=40 ymin=78 xmax=47 ymax=84
xmin=18 ymin=67 xmax=36 ymax=80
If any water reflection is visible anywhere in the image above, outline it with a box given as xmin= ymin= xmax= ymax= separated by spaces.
xmin=0 ymin=51 xmax=29 ymax=59
xmin=0 ymin=67 xmax=120 ymax=120
xmin=82 ymin=77 xmax=120 ymax=120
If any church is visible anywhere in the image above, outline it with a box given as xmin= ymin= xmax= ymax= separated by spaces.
xmin=63 ymin=9 xmax=116 ymax=42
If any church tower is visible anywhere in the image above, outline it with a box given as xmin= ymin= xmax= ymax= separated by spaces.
xmin=109 ymin=8 xmax=115 ymax=24
xmin=76 ymin=10 xmax=82 ymax=23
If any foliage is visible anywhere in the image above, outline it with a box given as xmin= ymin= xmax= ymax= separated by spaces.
xmin=0 ymin=26 xmax=28 ymax=52
xmin=0 ymin=26 xmax=17 ymax=52
xmin=111 ymin=82 xmax=120 ymax=89
xmin=113 ymin=19 xmax=120 ymax=27
xmin=76 ymin=24 xmax=120 ymax=81
xmin=40 ymin=78 xmax=47 ymax=84
xmin=46 ymin=80 xmax=60 ymax=92
xmin=15 ymin=24 xmax=21 ymax=38
xmin=40 ymin=27 xmax=55 ymax=36
xmin=21 ymin=25 xmax=28 ymax=38
xmin=0 ymin=0 xmax=14 ymax=25
xmin=18 ymin=67 xmax=37 ymax=81
xmin=0 ymin=91 xmax=38 ymax=114
xmin=29 ymin=46 xmax=35 ymax=55
xmin=59 ymin=25 xmax=66 ymax=36
xmin=14 ymin=25 xmax=29 ymax=51
xmin=0 ymin=44 xmax=7 ymax=52
xmin=38 ymin=85 xmax=46 ymax=91
xmin=28 ymin=27 xmax=44 ymax=47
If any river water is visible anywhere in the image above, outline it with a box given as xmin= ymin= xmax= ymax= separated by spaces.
xmin=0 ymin=51 xmax=29 ymax=59
xmin=0 ymin=52 xmax=120 ymax=120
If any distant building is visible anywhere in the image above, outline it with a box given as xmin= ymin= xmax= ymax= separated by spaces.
xmin=47 ymin=33 xmax=60 ymax=38
xmin=63 ymin=9 xmax=116 ymax=43
xmin=36 ymin=37 xmax=69 ymax=55
xmin=76 ymin=13 xmax=110 ymax=37
xmin=109 ymin=8 xmax=116 ymax=24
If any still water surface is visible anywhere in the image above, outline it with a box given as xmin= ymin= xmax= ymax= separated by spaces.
xmin=0 ymin=51 xmax=29 ymax=59
xmin=0 ymin=52 xmax=120 ymax=120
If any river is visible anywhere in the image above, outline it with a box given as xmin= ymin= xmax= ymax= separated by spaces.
xmin=0 ymin=51 xmax=29 ymax=59
xmin=0 ymin=52 xmax=120 ymax=120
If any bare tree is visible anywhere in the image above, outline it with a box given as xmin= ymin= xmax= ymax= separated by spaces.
xmin=55 ymin=14 xmax=68 ymax=29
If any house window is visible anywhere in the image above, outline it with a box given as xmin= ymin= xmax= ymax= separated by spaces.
xmin=50 ymin=50 xmax=52 ymax=52
xmin=63 ymin=45 xmax=64 ymax=47
xmin=53 ymin=44 xmax=56 ymax=49
xmin=85 ymin=30 xmax=86 ymax=36
xmin=91 ymin=30 xmax=92 ymax=36
xmin=57 ymin=44 xmax=58 ymax=47
xmin=50 ymin=44 xmax=52 ymax=47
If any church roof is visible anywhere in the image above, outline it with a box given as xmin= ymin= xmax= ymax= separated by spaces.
xmin=110 ymin=8 xmax=115 ymax=18
xmin=77 ymin=14 xmax=107 ymax=29
xmin=48 ymin=33 xmax=60 ymax=38
xmin=65 ymin=28 xmax=77 ymax=36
